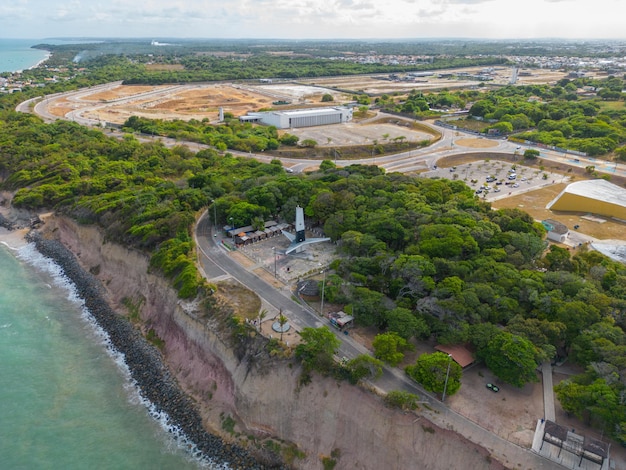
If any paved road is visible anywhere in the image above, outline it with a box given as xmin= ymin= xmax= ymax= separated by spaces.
xmin=20 ymin=84 xmax=626 ymax=180
xmin=195 ymin=213 xmax=370 ymax=358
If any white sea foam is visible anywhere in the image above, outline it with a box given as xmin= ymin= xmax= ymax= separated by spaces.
xmin=16 ymin=243 xmax=224 ymax=469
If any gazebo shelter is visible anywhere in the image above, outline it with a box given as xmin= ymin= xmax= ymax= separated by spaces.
xmin=434 ymin=344 xmax=475 ymax=368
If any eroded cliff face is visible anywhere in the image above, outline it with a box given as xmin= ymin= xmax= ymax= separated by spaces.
xmin=41 ymin=215 xmax=505 ymax=470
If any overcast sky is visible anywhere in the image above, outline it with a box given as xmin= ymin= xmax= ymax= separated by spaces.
xmin=1 ymin=0 xmax=623 ymax=40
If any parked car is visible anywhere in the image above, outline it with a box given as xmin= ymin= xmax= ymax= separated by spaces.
xmin=486 ymin=383 xmax=500 ymax=393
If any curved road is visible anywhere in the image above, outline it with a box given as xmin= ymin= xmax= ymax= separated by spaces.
xmin=18 ymin=83 xmax=626 ymax=180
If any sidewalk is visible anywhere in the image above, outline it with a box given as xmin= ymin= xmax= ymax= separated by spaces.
xmin=542 ymin=361 xmax=556 ymax=422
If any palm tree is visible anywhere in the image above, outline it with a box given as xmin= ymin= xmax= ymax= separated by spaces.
xmin=277 ymin=311 xmax=288 ymax=342
xmin=258 ymin=309 xmax=268 ymax=332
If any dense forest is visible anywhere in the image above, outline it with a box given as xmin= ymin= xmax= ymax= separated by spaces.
xmin=2 ymin=44 xmax=626 ymax=444
xmin=18 ymin=40 xmax=510 ymax=84
xmin=31 ymin=37 xmax=626 ymax=60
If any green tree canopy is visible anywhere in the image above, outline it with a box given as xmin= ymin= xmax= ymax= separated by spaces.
xmin=384 ymin=307 xmax=430 ymax=340
xmin=405 ymin=352 xmax=462 ymax=397
xmin=372 ymin=332 xmax=413 ymax=366
xmin=344 ymin=354 xmax=384 ymax=384
xmin=295 ymin=327 xmax=341 ymax=374
xmin=481 ymin=332 xmax=540 ymax=387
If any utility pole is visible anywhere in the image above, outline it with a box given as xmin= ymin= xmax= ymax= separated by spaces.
xmin=442 ymin=354 xmax=452 ymax=402
xmin=272 ymin=247 xmax=277 ymax=278
xmin=211 ymin=199 xmax=217 ymax=231
xmin=320 ymin=269 xmax=326 ymax=316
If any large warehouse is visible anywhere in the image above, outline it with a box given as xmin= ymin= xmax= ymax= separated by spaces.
xmin=546 ymin=179 xmax=626 ymax=220
xmin=239 ymin=106 xmax=353 ymax=129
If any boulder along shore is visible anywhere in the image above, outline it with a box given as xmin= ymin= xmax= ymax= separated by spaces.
xmin=25 ymin=230 xmax=281 ymax=470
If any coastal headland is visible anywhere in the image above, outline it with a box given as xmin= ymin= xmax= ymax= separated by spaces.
xmin=1 ymin=207 xmax=512 ymax=469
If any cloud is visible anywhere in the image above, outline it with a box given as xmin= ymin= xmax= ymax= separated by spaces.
xmin=0 ymin=0 xmax=623 ymax=39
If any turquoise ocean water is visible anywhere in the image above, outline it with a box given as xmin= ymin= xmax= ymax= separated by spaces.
xmin=0 ymin=42 xmax=222 ymax=469
xmin=0 ymin=242 xmax=213 ymax=469
xmin=0 ymin=39 xmax=49 ymax=73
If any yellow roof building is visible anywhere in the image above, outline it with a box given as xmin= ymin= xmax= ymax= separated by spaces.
xmin=546 ymin=179 xmax=626 ymax=221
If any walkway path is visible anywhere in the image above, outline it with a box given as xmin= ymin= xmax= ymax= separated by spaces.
xmin=542 ymin=361 xmax=556 ymax=422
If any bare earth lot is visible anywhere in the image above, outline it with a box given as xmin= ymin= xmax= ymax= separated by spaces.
xmin=290 ymin=119 xmax=434 ymax=147
xmin=57 ymin=83 xmax=354 ymax=125
xmin=80 ymin=84 xmax=279 ymax=123
xmin=298 ymin=67 xmax=573 ymax=95
xmin=45 ymin=66 xmax=582 ymax=127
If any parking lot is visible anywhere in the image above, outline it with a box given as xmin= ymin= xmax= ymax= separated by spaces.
xmin=423 ymin=159 xmax=569 ymax=202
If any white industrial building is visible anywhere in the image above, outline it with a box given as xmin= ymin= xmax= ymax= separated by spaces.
xmin=239 ymin=107 xmax=352 ymax=129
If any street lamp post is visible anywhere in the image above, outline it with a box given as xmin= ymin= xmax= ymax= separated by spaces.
xmin=211 ymin=199 xmax=217 ymax=231
xmin=272 ymin=247 xmax=277 ymax=278
xmin=442 ymin=354 xmax=452 ymax=402
xmin=320 ymin=269 xmax=326 ymax=316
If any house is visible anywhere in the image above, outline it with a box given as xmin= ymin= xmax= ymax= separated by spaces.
xmin=542 ymin=219 xmax=569 ymax=243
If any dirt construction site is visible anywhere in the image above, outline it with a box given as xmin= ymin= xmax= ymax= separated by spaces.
xmin=44 ymin=65 xmax=579 ymax=127
xmin=47 ymin=82 xmax=355 ymax=124
xmin=297 ymin=65 xmax=575 ymax=94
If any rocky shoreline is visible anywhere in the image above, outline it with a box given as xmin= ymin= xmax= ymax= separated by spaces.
xmin=25 ymin=230 xmax=278 ymax=470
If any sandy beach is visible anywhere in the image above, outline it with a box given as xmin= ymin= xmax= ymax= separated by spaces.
xmin=0 ymin=200 xmax=28 ymax=248
xmin=0 ymin=227 xmax=29 ymax=249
